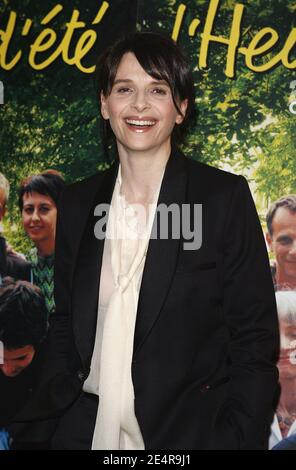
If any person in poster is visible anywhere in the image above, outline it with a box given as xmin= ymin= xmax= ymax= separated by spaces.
xmin=13 ymin=32 xmax=278 ymax=450
xmin=266 ymin=196 xmax=296 ymax=291
xmin=0 ymin=278 xmax=48 ymax=450
xmin=270 ymin=291 xmax=296 ymax=449
xmin=265 ymin=197 xmax=296 ymax=449
xmin=18 ymin=170 xmax=66 ymax=317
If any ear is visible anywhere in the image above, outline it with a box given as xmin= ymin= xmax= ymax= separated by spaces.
xmin=266 ymin=232 xmax=273 ymax=251
xmin=100 ymin=91 xmax=109 ymax=120
xmin=175 ymin=99 xmax=188 ymax=125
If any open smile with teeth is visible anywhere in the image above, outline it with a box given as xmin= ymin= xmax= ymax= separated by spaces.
xmin=125 ymin=119 xmax=156 ymax=127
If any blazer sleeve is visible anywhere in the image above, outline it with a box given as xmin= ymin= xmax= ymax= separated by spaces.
xmin=36 ymin=184 xmax=83 ymax=394
xmin=213 ymin=176 xmax=279 ymax=450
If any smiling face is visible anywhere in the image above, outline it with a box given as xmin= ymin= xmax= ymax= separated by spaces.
xmin=267 ymin=207 xmax=296 ymax=287
xmin=278 ymin=319 xmax=296 ymax=380
xmin=100 ymin=52 xmax=187 ymax=158
xmin=22 ymin=192 xmax=57 ymax=247
xmin=0 ymin=345 xmax=35 ymax=377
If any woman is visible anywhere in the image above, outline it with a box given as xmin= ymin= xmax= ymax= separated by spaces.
xmin=15 ymin=32 xmax=278 ymax=450
xmin=19 ymin=170 xmax=65 ymax=316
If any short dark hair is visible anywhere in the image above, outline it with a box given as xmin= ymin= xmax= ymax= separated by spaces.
xmin=266 ymin=195 xmax=296 ymax=236
xmin=18 ymin=170 xmax=65 ymax=212
xmin=95 ymin=32 xmax=196 ymax=143
xmin=0 ymin=277 xmax=48 ymax=349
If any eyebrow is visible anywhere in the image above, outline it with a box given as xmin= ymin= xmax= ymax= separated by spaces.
xmin=23 ymin=203 xmax=51 ymax=208
xmin=113 ymin=79 xmax=169 ymax=86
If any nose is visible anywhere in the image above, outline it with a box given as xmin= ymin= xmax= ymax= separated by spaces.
xmin=131 ymin=90 xmax=150 ymax=112
xmin=31 ymin=209 xmax=40 ymax=222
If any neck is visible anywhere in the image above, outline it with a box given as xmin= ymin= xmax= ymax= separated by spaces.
xmin=36 ymin=240 xmax=54 ymax=257
xmin=117 ymin=144 xmax=171 ymax=205
xmin=276 ymin=267 xmax=296 ymax=289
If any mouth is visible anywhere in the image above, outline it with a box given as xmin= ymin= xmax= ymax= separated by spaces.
xmin=125 ymin=118 xmax=157 ymax=132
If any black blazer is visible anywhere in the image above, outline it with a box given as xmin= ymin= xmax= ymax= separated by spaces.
xmin=15 ymin=149 xmax=279 ymax=449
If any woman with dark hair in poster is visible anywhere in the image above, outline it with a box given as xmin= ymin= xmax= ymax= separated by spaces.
xmin=18 ymin=171 xmax=66 ymax=317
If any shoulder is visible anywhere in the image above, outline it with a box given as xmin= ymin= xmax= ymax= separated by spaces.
xmin=6 ymin=251 xmax=31 ymax=281
xmin=181 ymin=153 xmax=248 ymax=201
xmin=7 ymin=251 xmax=29 ymax=266
xmin=57 ymin=163 xmax=117 ymax=212
xmin=184 ymin=154 xmax=243 ymax=186
xmin=60 ymin=170 xmax=107 ymax=202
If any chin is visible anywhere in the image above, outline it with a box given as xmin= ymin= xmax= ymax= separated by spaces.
xmin=29 ymin=233 xmax=44 ymax=242
xmin=125 ymin=143 xmax=159 ymax=153
xmin=6 ymin=371 xmax=23 ymax=378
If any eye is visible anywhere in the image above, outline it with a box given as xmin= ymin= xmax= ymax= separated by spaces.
xmin=278 ymin=237 xmax=292 ymax=245
xmin=40 ymin=206 xmax=50 ymax=214
xmin=116 ymin=87 xmax=133 ymax=94
xmin=23 ymin=207 xmax=33 ymax=214
xmin=151 ymin=87 xmax=167 ymax=96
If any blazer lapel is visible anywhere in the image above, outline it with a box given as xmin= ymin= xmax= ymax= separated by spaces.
xmin=133 ymin=149 xmax=189 ymax=357
xmin=71 ymin=161 xmax=119 ymax=368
